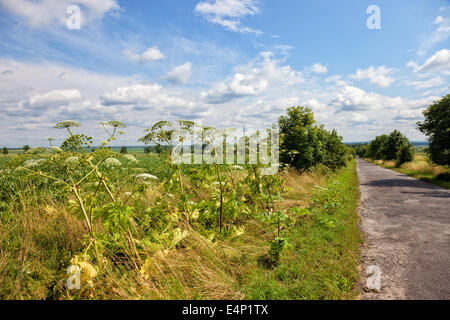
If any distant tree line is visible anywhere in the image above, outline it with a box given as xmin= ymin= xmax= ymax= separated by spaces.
xmin=356 ymin=130 xmax=414 ymax=167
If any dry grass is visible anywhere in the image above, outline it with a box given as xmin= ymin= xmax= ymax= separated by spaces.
xmin=371 ymin=153 xmax=446 ymax=176
xmin=87 ymin=229 xmax=246 ymax=300
xmin=280 ymin=168 xmax=327 ymax=209
xmin=366 ymin=152 xmax=449 ymax=189
xmin=0 ymin=193 xmax=86 ymax=299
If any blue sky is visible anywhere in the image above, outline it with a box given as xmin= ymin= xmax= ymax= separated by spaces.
xmin=0 ymin=0 xmax=449 ymax=147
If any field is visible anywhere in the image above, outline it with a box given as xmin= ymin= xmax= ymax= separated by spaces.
xmin=0 ymin=147 xmax=361 ymax=300
xmin=368 ymin=152 xmax=450 ymax=189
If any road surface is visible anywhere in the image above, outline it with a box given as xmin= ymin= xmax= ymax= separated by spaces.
xmin=357 ymin=158 xmax=450 ymax=300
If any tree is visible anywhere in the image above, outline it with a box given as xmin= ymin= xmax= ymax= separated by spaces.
xmin=2 ymin=147 xmax=8 ymax=156
xmin=278 ymin=106 xmax=347 ymax=170
xmin=279 ymin=106 xmax=317 ymax=170
xmin=120 ymin=146 xmax=128 ymax=154
xmin=23 ymin=145 xmax=30 ymax=152
xmin=365 ymin=130 xmax=413 ymax=165
xmin=417 ymin=94 xmax=450 ymax=166
xmin=144 ymin=146 xmax=151 ymax=154
xmin=396 ymin=144 xmax=414 ymax=167
xmin=384 ymin=130 xmax=410 ymax=160
xmin=366 ymin=134 xmax=388 ymax=159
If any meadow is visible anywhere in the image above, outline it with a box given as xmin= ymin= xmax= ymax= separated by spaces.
xmin=368 ymin=152 xmax=450 ymax=189
xmin=0 ymin=118 xmax=360 ymax=300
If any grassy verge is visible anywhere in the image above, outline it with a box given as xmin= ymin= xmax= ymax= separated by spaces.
xmin=366 ymin=153 xmax=450 ymax=189
xmin=0 ymin=160 xmax=361 ymax=300
xmin=235 ymin=160 xmax=361 ymax=299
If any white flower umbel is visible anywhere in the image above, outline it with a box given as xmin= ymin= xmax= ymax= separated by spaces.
xmin=122 ymin=154 xmax=138 ymax=162
xmin=64 ymin=156 xmax=79 ymax=165
xmin=50 ymin=147 xmax=63 ymax=153
xmin=135 ymin=173 xmax=159 ymax=180
xmin=104 ymin=158 xmax=122 ymax=168
xmin=230 ymin=165 xmax=244 ymax=170
xmin=23 ymin=159 xmax=46 ymax=168
xmin=135 ymin=173 xmax=159 ymax=184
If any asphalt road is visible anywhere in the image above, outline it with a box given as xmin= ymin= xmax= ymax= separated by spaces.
xmin=357 ymin=158 xmax=450 ymax=300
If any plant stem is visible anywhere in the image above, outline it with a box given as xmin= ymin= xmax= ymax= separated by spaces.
xmin=72 ymin=183 xmax=92 ymax=233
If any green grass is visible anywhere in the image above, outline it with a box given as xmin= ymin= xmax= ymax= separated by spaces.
xmin=0 ymin=155 xmax=361 ymax=300
xmin=240 ymin=160 xmax=361 ymax=299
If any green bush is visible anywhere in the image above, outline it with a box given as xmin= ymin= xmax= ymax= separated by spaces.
xmin=395 ymin=144 xmax=414 ymax=167
xmin=278 ymin=106 xmax=348 ymax=171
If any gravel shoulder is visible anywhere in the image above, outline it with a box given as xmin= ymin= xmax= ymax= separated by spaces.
xmin=357 ymin=158 xmax=450 ymax=300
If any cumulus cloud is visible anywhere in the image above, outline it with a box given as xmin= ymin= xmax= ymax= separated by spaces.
xmin=0 ymin=54 xmax=443 ymax=146
xmin=123 ymin=47 xmax=165 ymax=63
xmin=394 ymin=109 xmax=424 ymax=121
xmin=201 ymin=72 xmax=267 ymax=104
xmin=407 ymin=49 xmax=450 ymax=73
xmin=165 ymin=62 xmax=192 ymax=85
xmin=350 ymin=66 xmax=395 ymax=88
xmin=200 ymin=52 xmax=303 ymax=104
xmin=100 ymin=84 xmax=203 ymax=116
xmin=0 ymin=0 xmax=120 ymax=28
xmin=329 ymin=85 xmax=382 ymax=111
xmin=26 ymin=89 xmax=82 ymax=108
xmin=1 ymin=70 xmax=13 ymax=75
xmin=195 ymin=0 xmax=262 ymax=35
xmin=308 ymin=63 xmax=328 ymax=74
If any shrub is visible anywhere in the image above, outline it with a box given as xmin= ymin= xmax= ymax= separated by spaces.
xmin=395 ymin=144 xmax=414 ymax=167
xmin=436 ymin=172 xmax=450 ymax=181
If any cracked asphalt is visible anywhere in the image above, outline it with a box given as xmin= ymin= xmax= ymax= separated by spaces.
xmin=356 ymin=158 xmax=450 ymax=300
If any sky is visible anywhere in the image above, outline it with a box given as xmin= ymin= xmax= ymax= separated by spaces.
xmin=0 ymin=0 xmax=449 ymax=147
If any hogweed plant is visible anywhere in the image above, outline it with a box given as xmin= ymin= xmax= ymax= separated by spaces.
xmin=3 ymin=117 xmax=296 ymax=295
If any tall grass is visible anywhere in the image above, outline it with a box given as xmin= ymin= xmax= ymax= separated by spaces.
xmin=0 ymin=157 xmax=360 ymax=299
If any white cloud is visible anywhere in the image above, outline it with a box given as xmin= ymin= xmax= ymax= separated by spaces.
xmin=394 ymin=108 xmax=424 ymax=121
xmin=350 ymin=66 xmax=395 ymax=88
xmin=123 ymin=47 xmax=165 ymax=63
xmin=100 ymin=84 xmax=203 ymax=116
xmin=195 ymin=0 xmax=262 ymax=35
xmin=0 ymin=0 xmax=120 ymax=28
xmin=0 ymin=54 xmax=443 ymax=146
xmin=417 ymin=15 xmax=450 ymax=55
xmin=325 ymin=74 xmax=342 ymax=83
xmin=308 ymin=63 xmax=328 ymax=74
xmin=201 ymin=72 xmax=267 ymax=104
xmin=26 ymin=89 xmax=82 ymax=108
xmin=200 ymin=52 xmax=303 ymax=104
xmin=403 ymin=76 xmax=444 ymax=90
xmin=101 ymin=84 xmax=164 ymax=106
xmin=329 ymin=85 xmax=383 ymax=111
xmin=165 ymin=62 xmax=192 ymax=85
xmin=408 ymin=49 xmax=450 ymax=73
